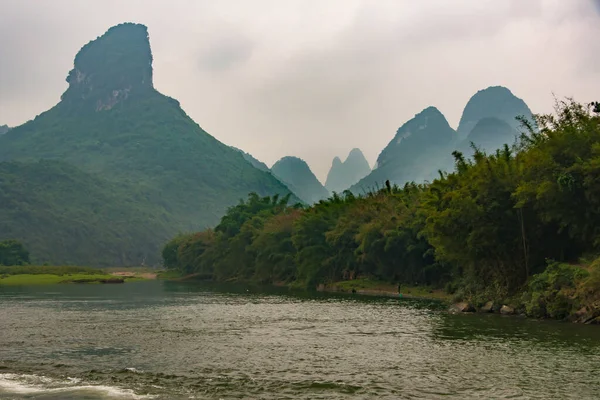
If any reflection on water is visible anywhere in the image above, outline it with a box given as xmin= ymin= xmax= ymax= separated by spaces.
xmin=1 ymin=280 xmax=599 ymax=399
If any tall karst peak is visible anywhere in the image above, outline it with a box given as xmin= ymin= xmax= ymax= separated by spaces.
xmin=349 ymin=106 xmax=456 ymax=193
xmin=457 ymin=86 xmax=533 ymax=139
xmin=62 ymin=23 xmax=153 ymax=110
xmin=0 ymin=23 xmax=295 ymax=266
xmin=325 ymin=148 xmax=371 ymax=193
xmin=377 ymin=106 xmax=454 ymax=169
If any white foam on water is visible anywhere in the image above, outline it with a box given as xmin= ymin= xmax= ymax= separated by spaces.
xmin=0 ymin=373 xmax=156 ymax=399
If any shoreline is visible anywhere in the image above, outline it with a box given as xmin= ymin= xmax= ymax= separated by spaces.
xmin=172 ymin=274 xmax=600 ymax=325
xmin=0 ymin=266 xmax=158 ymax=286
xmin=315 ymin=280 xmax=451 ymax=302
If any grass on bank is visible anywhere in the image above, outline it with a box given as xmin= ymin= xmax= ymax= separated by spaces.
xmin=0 ymin=265 xmax=146 ymax=285
xmin=324 ymin=277 xmax=451 ymax=301
xmin=0 ymin=273 xmax=122 ymax=285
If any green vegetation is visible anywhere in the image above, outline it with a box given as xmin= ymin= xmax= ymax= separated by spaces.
xmin=0 ymin=265 xmax=148 ymax=285
xmin=0 ymin=239 xmax=30 ymax=266
xmin=164 ymin=100 xmax=600 ymax=322
xmin=156 ymin=269 xmax=185 ymax=280
xmin=0 ymin=161 xmax=172 ymax=266
xmin=0 ymin=23 xmax=294 ymax=266
xmin=0 ymin=265 xmax=114 ymax=285
xmin=0 ymin=273 xmax=119 ymax=285
xmin=0 ymin=265 xmax=103 ymax=275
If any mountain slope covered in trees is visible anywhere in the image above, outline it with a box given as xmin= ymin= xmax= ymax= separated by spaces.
xmin=0 ymin=23 xmax=293 ymax=266
xmin=0 ymin=160 xmax=172 ymax=266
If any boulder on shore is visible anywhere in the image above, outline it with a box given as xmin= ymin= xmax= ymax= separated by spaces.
xmin=500 ymin=305 xmax=515 ymax=315
xmin=480 ymin=301 xmax=494 ymax=313
xmin=450 ymin=302 xmax=475 ymax=313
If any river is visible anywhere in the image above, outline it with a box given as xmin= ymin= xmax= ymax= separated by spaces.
xmin=0 ymin=281 xmax=599 ymax=399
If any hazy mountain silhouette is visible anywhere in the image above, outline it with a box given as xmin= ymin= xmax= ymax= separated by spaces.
xmin=350 ymin=107 xmax=457 ymax=192
xmin=457 ymin=86 xmax=533 ymax=140
xmin=325 ymin=148 xmax=371 ymax=193
xmin=459 ymin=117 xmax=519 ymax=155
xmin=271 ymin=156 xmax=330 ymax=204
xmin=0 ymin=125 xmax=9 ymax=135
xmin=350 ymin=87 xmax=533 ymax=192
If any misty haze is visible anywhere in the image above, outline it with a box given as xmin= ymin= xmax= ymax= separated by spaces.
xmin=1 ymin=1 xmax=600 ymax=399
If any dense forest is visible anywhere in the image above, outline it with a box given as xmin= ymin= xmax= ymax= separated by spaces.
xmin=164 ymin=100 xmax=600 ymax=322
xmin=0 ymin=160 xmax=173 ymax=266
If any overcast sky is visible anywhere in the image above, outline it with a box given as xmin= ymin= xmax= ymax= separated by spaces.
xmin=1 ymin=0 xmax=599 ymax=181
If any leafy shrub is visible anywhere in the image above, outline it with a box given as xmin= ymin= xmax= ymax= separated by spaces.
xmin=522 ymin=261 xmax=589 ymax=319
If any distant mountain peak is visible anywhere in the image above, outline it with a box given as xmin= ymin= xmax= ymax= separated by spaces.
xmin=272 ymin=156 xmax=329 ymax=204
xmin=325 ymin=148 xmax=371 ymax=193
xmin=457 ymin=85 xmax=532 ymax=139
xmin=62 ymin=23 xmax=154 ymax=110
xmin=378 ymin=106 xmax=454 ymax=167
xmin=349 ymin=106 xmax=456 ymax=193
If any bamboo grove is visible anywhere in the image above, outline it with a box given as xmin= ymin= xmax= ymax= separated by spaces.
xmin=163 ymin=100 xmax=600 ymax=319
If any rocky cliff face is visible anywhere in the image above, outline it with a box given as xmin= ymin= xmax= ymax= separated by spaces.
xmin=271 ymin=156 xmax=330 ymax=204
xmin=457 ymin=86 xmax=533 ymax=140
xmin=61 ymin=23 xmax=154 ymax=111
xmin=325 ymin=148 xmax=371 ymax=193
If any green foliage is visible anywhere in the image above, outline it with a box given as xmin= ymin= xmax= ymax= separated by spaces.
xmin=0 ymin=265 xmax=117 ymax=286
xmin=0 ymin=273 xmax=118 ymax=286
xmin=163 ymin=100 xmax=600 ymax=323
xmin=0 ymin=160 xmax=173 ymax=266
xmin=0 ymin=265 xmax=103 ymax=276
xmin=522 ymin=261 xmax=589 ymax=319
xmin=0 ymin=239 xmax=29 ymax=266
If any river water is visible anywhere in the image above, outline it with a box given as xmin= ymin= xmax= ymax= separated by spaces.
xmin=0 ymin=281 xmax=599 ymax=399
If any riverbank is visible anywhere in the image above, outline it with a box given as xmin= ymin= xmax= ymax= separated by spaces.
xmin=168 ymin=268 xmax=600 ymax=324
xmin=0 ymin=265 xmax=153 ymax=286
xmin=315 ymin=278 xmax=451 ymax=302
